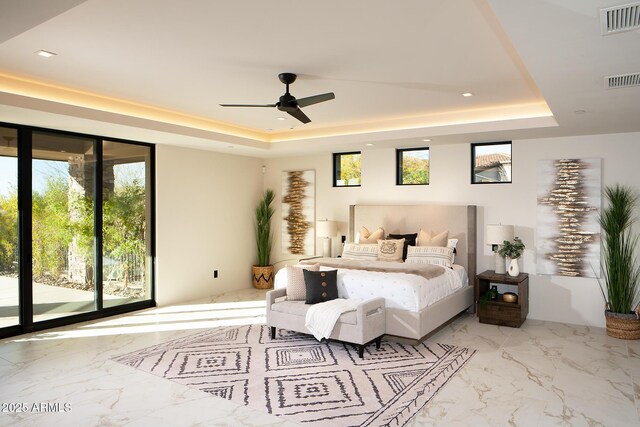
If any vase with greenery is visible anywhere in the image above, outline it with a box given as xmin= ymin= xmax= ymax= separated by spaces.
xmin=597 ymin=184 xmax=640 ymax=339
xmin=252 ymin=189 xmax=276 ymax=289
xmin=499 ymin=237 xmax=525 ymax=277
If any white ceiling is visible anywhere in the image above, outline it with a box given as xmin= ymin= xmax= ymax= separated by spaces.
xmin=0 ymin=0 xmax=638 ymax=157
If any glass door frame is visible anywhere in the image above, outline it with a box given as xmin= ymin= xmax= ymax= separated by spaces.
xmin=0 ymin=121 xmax=156 ymax=339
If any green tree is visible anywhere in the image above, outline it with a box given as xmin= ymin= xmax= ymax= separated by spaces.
xmin=339 ymin=154 xmax=361 ymax=184
xmin=0 ymin=189 xmax=18 ymax=272
xmin=103 ymin=178 xmax=146 ymax=288
xmin=31 ymin=176 xmax=73 ymax=278
xmin=401 ymin=156 xmax=429 ymax=184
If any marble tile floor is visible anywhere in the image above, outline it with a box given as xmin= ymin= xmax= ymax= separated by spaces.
xmin=1 ymin=288 xmax=639 ymax=426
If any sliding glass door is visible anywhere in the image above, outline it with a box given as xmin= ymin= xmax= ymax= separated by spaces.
xmin=32 ymin=132 xmax=97 ymax=322
xmin=103 ymin=141 xmax=152 ymax=308
xmin=0 ymin=127 xmax=19 ymax=328
xmin=0 ymin=123 xmax=155 ymax=338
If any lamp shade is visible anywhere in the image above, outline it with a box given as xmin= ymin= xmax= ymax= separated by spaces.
xmin=485 ymin=224 xmax=514 ymax=245
xmin=316 ymin=219 xmax=337 ymax=238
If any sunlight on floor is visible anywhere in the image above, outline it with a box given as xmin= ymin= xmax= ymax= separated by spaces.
xmin=11 ymin=299 xmax=267 ymax=342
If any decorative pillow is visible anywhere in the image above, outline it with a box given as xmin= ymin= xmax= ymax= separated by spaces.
xmin=359 ymin=226 xmax=385 ymax=244
xmin=388 ymin=233 xmax=418 ymax=260
xmin=405 ymin=246 xmax=455 ymax=268
xmin=342 ymin=243 xmax=378 ymax=260
xmin=417 ymin=229 xmax=449 ymax=247
xmin=377 ymin=239 xmax=405 ymax=262
xmin=303 ymin=269 xmax=338 ymax=304
xmin=447 ymin=238 xmax=459 ymax=250
xmin=448 ymin=238 xmax=459 ymax=263
xmin=286 ymin=263 xmax=320 ymax=301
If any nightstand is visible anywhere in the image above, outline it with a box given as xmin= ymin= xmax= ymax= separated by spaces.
xmin=475 ymin=270 xmax=529 ymax=327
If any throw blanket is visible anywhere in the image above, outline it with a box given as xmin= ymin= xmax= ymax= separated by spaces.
xmin=300 ymin=257 xmax=445 ymax=280
xmin=305 ymin=298 xmax=361 ymax=341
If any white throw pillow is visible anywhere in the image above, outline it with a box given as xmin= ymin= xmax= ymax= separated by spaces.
xmin=406 ymin=246 xmax=454 ymax=268
xmin=286 ymin=263 xmax=320 ymax=301
xmin=342 ymin=243 xmax=378 ymax=260
xmin=448 ymin=238 xmax=459 ymax=263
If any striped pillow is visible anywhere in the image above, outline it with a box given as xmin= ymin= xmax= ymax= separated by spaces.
xmin=342 ymin=243 xmax=378 ymax=260
xmin=405 ymin=246 xmax=454 ymax=268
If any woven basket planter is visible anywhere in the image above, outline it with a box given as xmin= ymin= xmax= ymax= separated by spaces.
xmin=252 ymin=265 xmax=274 ymax=289
xmin=604 ymin=310 xmax=640 ymax=340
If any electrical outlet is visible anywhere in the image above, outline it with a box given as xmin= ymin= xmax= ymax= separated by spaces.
xmin=214 ymin=270 xmax=218 ymax=278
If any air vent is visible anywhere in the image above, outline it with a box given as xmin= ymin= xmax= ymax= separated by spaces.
xmin=605 ymin=72 xmax=640 ymax=89
xmin=600 ymin=2 xmax=640 ymax=35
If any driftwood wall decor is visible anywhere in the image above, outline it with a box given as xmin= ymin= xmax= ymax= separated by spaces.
xmin=282 ymin=170 xmax=315 ymax=255
xmin=536 ymin=158 xmax=601 ymax=277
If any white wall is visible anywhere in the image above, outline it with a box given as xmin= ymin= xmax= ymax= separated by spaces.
xmin=264 ymin=132 xmax=640 ymax=327
xmin=156 ymin=144 xmax=263 ymax=306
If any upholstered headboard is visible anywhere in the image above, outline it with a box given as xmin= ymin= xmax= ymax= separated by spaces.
xmin=348 ymin=204 xmax=477 ymax=285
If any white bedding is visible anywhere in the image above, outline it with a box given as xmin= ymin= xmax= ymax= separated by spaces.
xmin=274 ymin=262 xmax=468 ymax=312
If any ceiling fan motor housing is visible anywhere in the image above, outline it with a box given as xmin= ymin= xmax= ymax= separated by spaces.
xmin=277 ymin=94 xmax=298 ymax=111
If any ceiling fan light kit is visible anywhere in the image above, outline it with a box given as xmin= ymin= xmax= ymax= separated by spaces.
xmin=220 ymin=73 xmax=335 ymax=124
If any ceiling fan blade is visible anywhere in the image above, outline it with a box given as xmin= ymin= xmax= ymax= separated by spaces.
xmin=219 ymin=104 xmax=277 ymax=108
xmin=287 ymin=108 xmax=311 ymax=124
xmin=296 ymin=92 xmax=335 ymax=108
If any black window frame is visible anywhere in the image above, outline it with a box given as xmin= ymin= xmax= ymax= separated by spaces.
xmin=471 ymin=141 xmax=512 ymax=184
xmin=0 ymin=121 xmax=156 ymax=340
xmin=396 ymin=147 xmax=430 ymax=186
xmin=332 ymin=151 xmax=362 ymax=187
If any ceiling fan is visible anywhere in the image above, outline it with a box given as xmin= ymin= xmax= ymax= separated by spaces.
xmin=220 ymin=73 xmax=335 ymax=124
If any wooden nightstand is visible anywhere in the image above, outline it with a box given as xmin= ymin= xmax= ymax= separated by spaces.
xmin=475 ymin=270 xmax=529 ymax=327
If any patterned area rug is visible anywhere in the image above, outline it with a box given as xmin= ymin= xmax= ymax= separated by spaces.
xmin=112 ymin=324 xmax=474 ymax=426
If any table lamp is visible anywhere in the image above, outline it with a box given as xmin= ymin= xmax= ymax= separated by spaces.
xmin=316 ymin=219 xmax=337 ymax=257
xmin=485 ymin=224 xmax=514 ymax=274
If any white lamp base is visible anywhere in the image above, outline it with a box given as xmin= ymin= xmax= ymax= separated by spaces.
xmin=322 ymin=238 xmax=332 ymax=258
xmin=494 ymin=252 xmax=506 ymax=274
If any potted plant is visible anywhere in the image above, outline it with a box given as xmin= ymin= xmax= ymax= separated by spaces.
xmin=252 ymin=189 xmax=276 ymax=289
xmin=597 ymin=184 xmax=640 ymax=339
xmin=499 ymin=237 xmax=525 ymax=277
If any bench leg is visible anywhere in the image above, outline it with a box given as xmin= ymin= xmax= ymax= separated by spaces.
xmin=358 ymin=344 xmax=365 ymax=358
xmin=270 ymin=326 xmax=276 ymax=339
xmin=375 ymin=336 xmax=382 ymax=349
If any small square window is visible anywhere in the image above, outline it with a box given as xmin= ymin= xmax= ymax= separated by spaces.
xmin=333 ymin=152 xmax=361 ymax=187
xmin=471 ymin=142 xmax=512 ymax=184
xmin=396 ymin=147 xmax=429 ymax=185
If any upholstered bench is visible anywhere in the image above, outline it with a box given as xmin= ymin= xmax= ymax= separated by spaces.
xmin=266 ymin=288 xmax=386 ymax=358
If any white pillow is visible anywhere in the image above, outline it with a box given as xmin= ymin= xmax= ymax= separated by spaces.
xmin=285 ymin=264 xmax=319 ymax=301
xmin=342 ymin=243 xmax=378 ymax=260
xmin=377 ymin=239 xmax=404 ymax=262
xmin=448 ymin=238 xmax=459 ymax=263
xmin=447 ymin=238 xmax=458 ymax=249
xmin=406 ymin=246 xmax=454 ymax=268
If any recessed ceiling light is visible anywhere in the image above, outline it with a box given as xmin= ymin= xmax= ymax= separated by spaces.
xmin=277 ymin=117 xmax=286 ymax=121
xmin=422 ymin=139 xmax=432 ymax=142
xmin=462 ymin=92 xmax=473 ymax=97
xmin=36 ymin=50 xmax=56 ymax=58
xmin=366 ymin=143 xmax=374 ymax=147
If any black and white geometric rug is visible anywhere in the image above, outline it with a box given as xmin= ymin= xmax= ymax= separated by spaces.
xmin=112 ymin=324 xmax=474 ymax=426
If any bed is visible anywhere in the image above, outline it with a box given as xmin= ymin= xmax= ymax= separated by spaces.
xmin=275 ymin=204 xmax=477 ymax=342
